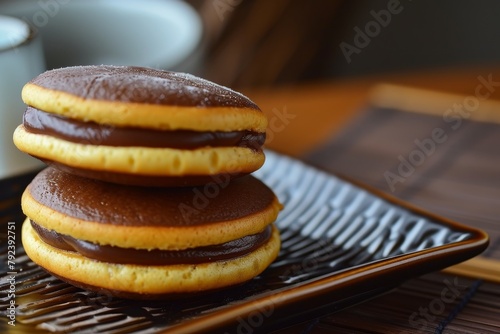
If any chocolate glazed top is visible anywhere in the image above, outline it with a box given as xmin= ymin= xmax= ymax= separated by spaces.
xmin=31 ymin=221 xmax=272 ymax=265
xmin=29 ymin=168 xmax=277 ymax=227
xmin=29 ymin=65 xmax=260 ymax=109
xmin=23 ymin=107 xmax=265 ymax=150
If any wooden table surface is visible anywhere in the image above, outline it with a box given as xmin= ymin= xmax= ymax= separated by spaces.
xmin=244 ymin=66 xmax=500 ymax=157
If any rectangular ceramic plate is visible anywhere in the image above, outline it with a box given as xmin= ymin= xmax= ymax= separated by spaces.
xmin=0 ymin=151 xmax=489 ymax=333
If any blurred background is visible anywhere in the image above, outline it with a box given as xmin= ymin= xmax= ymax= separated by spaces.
xmin=190 ymin=0 xmax=500 ymax=88
xmin=2 ymin=0 xmax=500 ymax=89
xmin=190 ymin=0 xmax=500 ymax=86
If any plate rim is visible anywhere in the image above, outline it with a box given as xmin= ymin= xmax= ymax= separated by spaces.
xmin=165 ymin=151 xmax=489 ymax=333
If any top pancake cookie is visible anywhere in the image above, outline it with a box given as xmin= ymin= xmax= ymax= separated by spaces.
xmin=21 ymin=65 xmax=267 ymax=132
xmin=15 ymin=66 xmax=268 ymax=186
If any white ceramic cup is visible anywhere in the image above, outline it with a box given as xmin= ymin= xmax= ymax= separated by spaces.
xmin=0 ymin=15 xmax=46 ymax=179
xmin=0 ymin=0 xmax=202 ymax=71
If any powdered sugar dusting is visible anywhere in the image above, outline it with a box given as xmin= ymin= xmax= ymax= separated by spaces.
xmin=31 ymin=65 xmax=260 ymax=110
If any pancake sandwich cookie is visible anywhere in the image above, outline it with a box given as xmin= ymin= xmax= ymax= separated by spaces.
xmin=21 ymin=168 xmax=282 ymax=299
xmin=13 ymin=65 xmax=267 ymax=186
xmin=15 ymin=65 xmax=282 ymax=299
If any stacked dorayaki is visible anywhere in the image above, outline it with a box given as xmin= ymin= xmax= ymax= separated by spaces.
xmin=13 ymin=65 xmax=282 ymax=299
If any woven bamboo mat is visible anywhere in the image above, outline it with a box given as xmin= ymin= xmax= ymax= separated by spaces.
xmin=299 ymin=84 xmax=500 ymax=333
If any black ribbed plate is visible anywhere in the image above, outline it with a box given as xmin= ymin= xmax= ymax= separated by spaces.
xmin=0 ymin=151 xmax=489 ymax=333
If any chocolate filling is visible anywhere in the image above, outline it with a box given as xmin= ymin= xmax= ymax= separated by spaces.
xmin=31 ymin=220 xmax=272 ymax=265
xmin=23 ymin=107 xmax=265 ymax=150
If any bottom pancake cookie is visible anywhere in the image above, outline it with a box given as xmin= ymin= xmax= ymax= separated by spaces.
xmin=22 ymin=219 xmax=281 ymax=299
